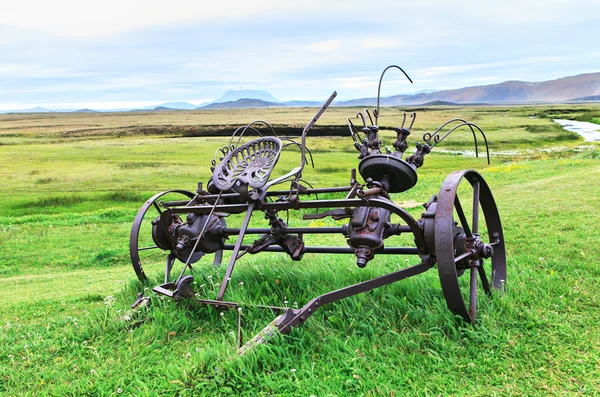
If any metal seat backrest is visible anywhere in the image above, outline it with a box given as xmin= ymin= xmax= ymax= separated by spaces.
xmin=211 ymin=137 xmax=282 ymax=192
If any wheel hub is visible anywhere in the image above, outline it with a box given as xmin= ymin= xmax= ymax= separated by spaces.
xmin=455 ymin=230 xmax=495 ymax=270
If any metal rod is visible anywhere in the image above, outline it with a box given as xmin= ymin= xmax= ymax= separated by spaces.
xmin=454 ymin=194 xmax=472 ymax=238
xmin=469 ymin=266 xmax=478 ymax=319
xmin=375 ymin=65 xmax=413 ymax=125
xmin=454 ymin=251 xmax=474 ymax=263
xmin=478 ymin=265 xmax=491 ymax=296
xmin=222 ymin=244 xmax=419 ymax=255
xmin=176 ymin=191 xmax=223 ymax=282
xmin=472 ymin=180 xmax=480 ymax=235
xmin=171 ymin=198 xmax=427 ymax=254
xmin=162 ymin=186 xmax=354 ymax=207
xmin=138 ymin=246 xmax=159 ymax=251
xmin=217 ymin=201 xmax=255 ymax=301
xmin=279 ymin=262 xmax=430 ymax=334
xmin=222 ymin=227 xmax=344 ymax=235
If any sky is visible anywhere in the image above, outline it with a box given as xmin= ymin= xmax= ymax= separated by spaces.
xmin=1 ymin=0 xmax=599 ymax=110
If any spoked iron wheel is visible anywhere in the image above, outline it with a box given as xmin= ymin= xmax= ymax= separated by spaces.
xmin=129 ymin=190 xmax=197 ymax=282
xmin=434 ymin=170 xmax=506 ymax=322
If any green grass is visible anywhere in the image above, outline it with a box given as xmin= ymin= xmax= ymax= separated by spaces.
xmin=0 ymin=106 xmax=599 ymax=395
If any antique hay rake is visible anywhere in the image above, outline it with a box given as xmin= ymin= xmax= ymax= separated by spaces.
xmin=129 ymin=66 xmax=506 ymax=350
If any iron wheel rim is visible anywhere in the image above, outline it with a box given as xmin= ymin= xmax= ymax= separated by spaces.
xmin=129 ymin=190 xmax=196 ymax=282
xmin=434 ymin=170 xmax=506 ymax=323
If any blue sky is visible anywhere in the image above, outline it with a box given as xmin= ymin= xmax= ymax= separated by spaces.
xmin=1 ymin=0 xmax=599 ymax=110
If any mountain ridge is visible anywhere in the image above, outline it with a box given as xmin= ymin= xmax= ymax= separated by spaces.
xmin=2 ymin=72 xmax=599 ymax=113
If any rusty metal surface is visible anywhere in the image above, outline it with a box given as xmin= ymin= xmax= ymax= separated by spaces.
xmin=212 ymin=137 xmax=282 ymax=191
xmin=434 ymin=170 xmax=506 ymax=323
xmin=129 ymin=190 xmax=195 ymax=282
xmin=127 ymin=66 xmax=507 ymax=347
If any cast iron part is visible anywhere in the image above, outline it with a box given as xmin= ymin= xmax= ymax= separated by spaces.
xmin=128 ymin=66 xmax=506 ymax=352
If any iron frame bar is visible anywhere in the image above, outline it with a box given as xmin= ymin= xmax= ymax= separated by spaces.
xmin=165 ymin=197 xmax=428 ymax=255
xmin=278 ymin=261 xmax=431 ymax=333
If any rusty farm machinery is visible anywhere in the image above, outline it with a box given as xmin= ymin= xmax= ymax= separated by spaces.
xmin=129 ymin=66 xmax=506 ymax=350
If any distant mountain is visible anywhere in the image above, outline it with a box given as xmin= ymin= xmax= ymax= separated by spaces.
xmin=570 ymin=95 xmax=600 ymax=102
xmin=365 ymin=72 xmax=600 ymax=106
xmin=3 ymin=72 xmax=599 ymax=113
xmin=75 ymin=108 xmax=98 ymax=113
xmin=282 ymin=100 xmax=322 ymax=107
xmin=200 ymin=98 xmax=283 ymax=109
xmin=203 ymin=90 xmax=281 ymax=106
xmin=418 ymin=100 xmax=460 ymax=106
xmin=16 ymin=106 xmax=54 ymax=113
xmin=143 ymin=101 xmax=199 ymax=110
xmin=152 ymin=106 xmax=176 ymax=111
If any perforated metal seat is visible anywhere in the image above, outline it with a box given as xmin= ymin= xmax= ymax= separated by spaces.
xmin=211 ymin=137 xmax=282 ymax=192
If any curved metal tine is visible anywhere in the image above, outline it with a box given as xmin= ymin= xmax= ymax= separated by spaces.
xmin=372 ymin=107 xmax=379 ymax=121
xmin=228 ymin=126 xmax=249 ymax=149
xmin=281 ymin=139 xmax=315 ymax=169
xmin=426 ymin=118 xmax=470 ymax=145
xmin=407 ymin=112 xmax=417 ymax=129
xmin=400 ymin=112 xmax=407 ymax=129
xmin=441 ymin=121 xmax=480 ymax=158
xmin=364 ymin=109 xmax=374 ymax=126
xmin=211 ymin=144 xmax=233 ymax=167
xmin=376 ymin=65 xmax=413 ymax=125
xmin=469 ymin=266 xmax=478 ymax=319
xmin=467 ymin=123 xmax=491 ymax=164
xmin=430 ymin=122 xmax=477 ymax=148
xmin=347 ymin=118 xmax=360 ymax=143
xmin=356 ymin=111 xmax=368 ymax=129
xmin=466 ymin=124 xmax=479 ymax=158
xmin=229 ymin=120 xmax=276 ymax=148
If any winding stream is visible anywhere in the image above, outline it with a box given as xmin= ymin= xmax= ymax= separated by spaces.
xmin=553 ymin=119 xmax=600 ymax=142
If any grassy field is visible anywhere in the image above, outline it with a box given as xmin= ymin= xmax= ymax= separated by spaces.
xmin=0 ymin=105 xmax=599 ymax=396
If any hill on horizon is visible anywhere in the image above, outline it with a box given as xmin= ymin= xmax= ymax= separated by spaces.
xmin=201 ymin=90 xmax=281 ymax=107
xmin=3 ymin=71 xmax=599 ymax=113
xmin=200 ymin=98 xmax=284 ymax=109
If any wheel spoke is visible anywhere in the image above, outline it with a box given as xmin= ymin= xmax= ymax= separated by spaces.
xmin=130 ymin=190 xmax=195 ymax=282
xmin=478 ymin=263 xmax=492 ymax=295
xmin=138 ymin=245 xmax=159 ymax=251
xmin=454 ymin=194 xmax=472 ymax=237
xmin=454 ymin=250 xmax=474 ymax=263
xmin=472 ymin=180 xmax=480 ymax=235
xmin=469 ymin=266 xmax=478 ymax=319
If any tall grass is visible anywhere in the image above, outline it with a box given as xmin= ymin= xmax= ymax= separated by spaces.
xmin=0 ymin=105 xmax=599 ymax=395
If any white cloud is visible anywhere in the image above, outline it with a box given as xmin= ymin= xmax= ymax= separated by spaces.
xmin=0 ymin=0 xmax=323 ymax=37
xmin=309 ymin=40 xmax=341 ymax=52
xmin=359 ymin=38 xmax=397 ymax=50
